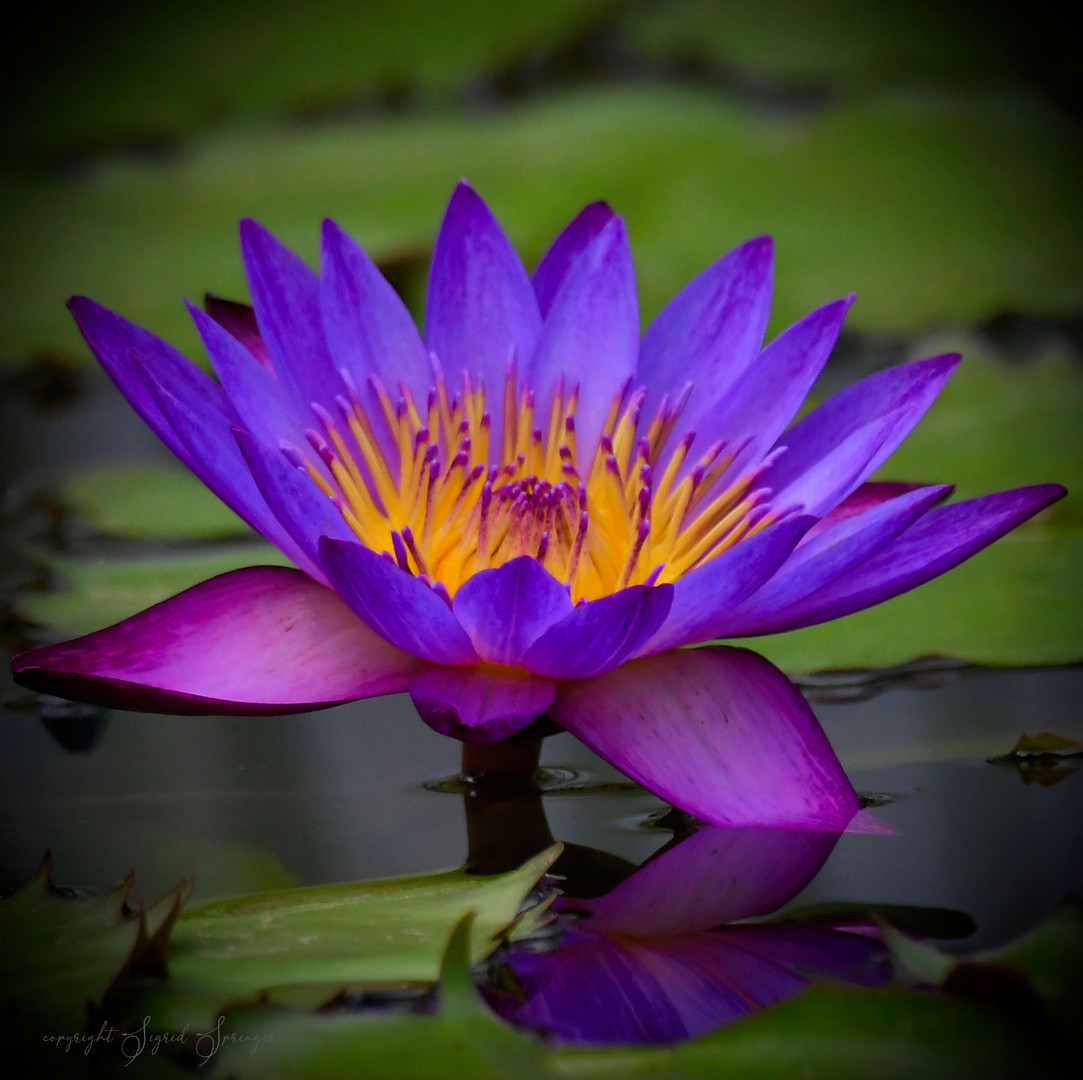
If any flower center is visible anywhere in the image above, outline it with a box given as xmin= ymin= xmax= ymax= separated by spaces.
xmin=288 ymin=364 xmax=786 ymax=602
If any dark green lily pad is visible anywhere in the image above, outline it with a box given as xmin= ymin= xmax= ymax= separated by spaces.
xmin=623 ymin=0 xmax=1015 ymax=89
xmin=2 ymin=86 xmax=1080 ymax=368
xmin=123 ymin=845 xmax=559 ymax=1031
xmin=17 ymin=545 xmax=291 ymax=636
xmin=2 ymin=0 xmax=612 ymax=162
xmin=58 ymin=466 xmax=251 ymax=540
xmin=883 ymin=899 xmax=1083 ymax=1044
xmin=217 ymin=915 xmax=549 ymax=1080
xmin=0 ymin=854 xmax=190 ymax=1035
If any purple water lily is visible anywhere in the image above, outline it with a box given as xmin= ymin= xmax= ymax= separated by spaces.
xmin=11 ymin=182 xmax=1063 ymax=828
xmin=487 ymin=822 xmax=888 ymax=1043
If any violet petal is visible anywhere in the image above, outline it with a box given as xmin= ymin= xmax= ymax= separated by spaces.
xmin=763 ymin=354 xmax=960 ymax=515
xmin=532 ymin=201 xmax=615 ymax=318
xmin=528 ymin=216 xmax=639 ymax=462
xmin=638 ymin=236 xmax=773 ymax=434
xmin=321 ymin=219 xmax=432 ymax=419
xmin=452 ymin=556 xmax=573 ymax=665
xmin=425 ymin=181 xmax=541 ymax=449
xmin=640 ymin=515 xmax=815 ymax=655
xmin=318 ymin=537 xmax=478 ymax=666
xmin=714 ymin=484 xmax=953 ymax=636
xmin=742 ymin=484 xmax=1067 ymax=634
xmin=239 ymin=218 xmax=343 ymax=410
xmin=521 ymin=584 xmax=672 ymax=680
xmin=409 ymin=666 xmax=557 ymax=743
xmin=203 ymin=295 xmax=271 ymax=370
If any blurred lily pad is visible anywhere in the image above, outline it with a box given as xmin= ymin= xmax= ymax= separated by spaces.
xmin=124 ymin=845 xmax=559 ymax=1031
xmin=623 ymin=0 xmax=1016 ymax=90
xmin=18 ymin=545 xmax=290 ymax=636
xmin=59 ymin=465 xmax=251 ymax=540
xmin=1 ymin=86 xmax=1080 ymax=368
xmin=2 ymin=0 xmax=613 ymax=162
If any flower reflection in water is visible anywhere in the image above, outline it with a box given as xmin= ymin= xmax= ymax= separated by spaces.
xmin=485 ymin=824 xmax=889 ymax=1045
xmin=455 ymin=649 xmax=893 ymax=1046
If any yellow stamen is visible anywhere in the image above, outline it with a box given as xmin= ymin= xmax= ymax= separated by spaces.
xmin=296 ymin=370 xmax=779 ymax=602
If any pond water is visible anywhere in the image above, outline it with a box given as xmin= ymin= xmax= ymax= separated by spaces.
xmin=3 ymin=663 xmax=1081 ymax=956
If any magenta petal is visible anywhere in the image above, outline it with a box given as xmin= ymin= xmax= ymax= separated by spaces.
xmin=549 ymin=646 xmax=860 ymax=829
xmin=638 ymin=236 xmax=773 ymax=433
xmin=532 ymin=201 xmax=615 ymax=318
xmin=521 ymin=584 xmax=672 ymax=680
xmin=318 ymin=537 xmax=478 ymax=666
xmin=425 ymin=182 xmax=541 ymax=448
xmin=764 ymin=354 xmax=960 ymax=515
xmin=203 ymin=295 xmax=271 ymax=370
xmin=747 ymin=484 xmax=1067 ymax=634
xmin=321 ymin=219 xmax=432 ymax=413
xmin=640 ymin=515 xmax=815 ymax=655
xmin=452 ymin=556 xmax=573 ymax=665
xmin=11 ymin=567 xmax=420 ymax=714
xmin=581 ymin=824 xmax=846 ymax=936
xmin=239 ymin=218 xmax=343 ymax=410
xmin=714 ymin=485 xmax=952 ymax=636
xmin=409 ymin=667 xmax=557 ymax=743
xmin=528 ymin=216 xmax=639 ymax=461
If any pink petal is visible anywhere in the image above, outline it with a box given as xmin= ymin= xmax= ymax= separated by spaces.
xmin=581 ymin=823 xmax=847 ymax=936
xmin=550 ymin=646 xmax=860 ymax=829
xmin=11 ymin=567 xmax=420 ymax=715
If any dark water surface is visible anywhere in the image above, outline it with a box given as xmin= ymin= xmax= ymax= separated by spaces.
xmin=2 ymin=663 xmax=1081 ymax=959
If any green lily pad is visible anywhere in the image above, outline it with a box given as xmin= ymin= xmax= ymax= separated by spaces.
xmin=122 ymin=845 xmax=559 ymax=1031
xmin=216 ymin=913 xmax=1055 ymax=1079
xmin=0 ymin=854 xmax=190 ymax=1035
xmin=2 ymin=86 xmax=1080 ymax=369
xmin=217 ymin=915 xmax=549 ymax=1080
xmin=2 ymin=0 xmax=612 ymax=162
xmin=17 ymin=544 xmax=291 ymax=637
xmin=58 ymin=465 xmax=251 ymax=540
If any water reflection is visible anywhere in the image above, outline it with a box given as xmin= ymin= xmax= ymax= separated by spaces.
xmin=458 ymin=740 xmax=889 ymax=1044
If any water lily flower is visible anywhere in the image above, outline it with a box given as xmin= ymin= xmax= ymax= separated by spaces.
xmin=486 ymin=821 xmax=888 ymax=1043
xmin=12 ymin=183 xmax=1063 ymax=828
